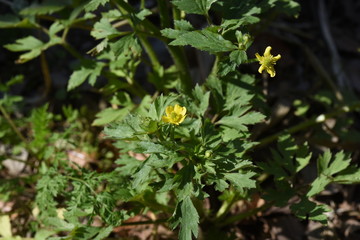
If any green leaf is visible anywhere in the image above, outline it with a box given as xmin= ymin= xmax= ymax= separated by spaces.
xmin=264 ymin=181 xmax=295 ymax=207
xmin=34 ymin=229 xmax=55 ymax=240
xmin=30 ymin=104 xmax=51 ymax=149
xmin=132 ymin=161 xmax=152 ymax=190
xmin=218 ymin=111 xmax=265 ymax=131
xmin=20 ymin=0 xmax=69 ymax=16
xmin=93 ymin=226 xmax=113 ymax=240
xmin=0 ymin=14 xmax=37 ymax=28
xmin=221 ymin=16 xmax=259 ymax=32
xmin=4 ymin=35 xmax=62 ymax=63
xmin=135 ymin=142 xmax=170 ymax=154
xmin=258 ymin=134 xmax=312 ymax=179
xmin=110 ymin=34 xmax=142 ymax=58
xmin=169 ymin=29 xmax=237 ymax=54
xmin=229 ymin=50 xmax=247 ymax=65
xmin=85 ymin=0 xmax=110 ymax=12
xmin=4 ymin=36 xmax=43 ymax=52
xmin=172 ymin=0 xmax=217 ymax=15
xmin=224 ymin=171 xmax=256 ymax=192
xmin=91 ymin=18 xmax=120 ymax=40
xmin=67 ymin=61 xmax=105 ymax=90
xmin=148 ymin=94 xmax=178 ymax=121
xmin=48 ymin=22 xmax=64 ymax=36
xmin=161 ymin=20 xmax=194 ymax=39
xmin=290 ymin=198 xmax=330 ymax=225
xmin=92 ymin=106 xmax=132 ymax=126
xmin=224 ymin=74 xmax=255 ymax=110
xmin=307 ymin=150 xmax=352 ymax=197
xmin=189 ymin=84 xmax=210 ymax=117
xmin=177 ymin=197 xmax=199 ymax=240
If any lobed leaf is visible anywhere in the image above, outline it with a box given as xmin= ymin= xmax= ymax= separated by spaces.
xmin=172 ymin=0 xmax=217 ymax=15
xmin=169 ymin=29 xmax=237 ymax=54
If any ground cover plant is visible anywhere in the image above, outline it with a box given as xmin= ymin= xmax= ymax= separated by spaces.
xmin=1 ymin=0 xmax=360 ymax=239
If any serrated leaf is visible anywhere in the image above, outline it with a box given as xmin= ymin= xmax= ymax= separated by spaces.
xmin=324 ymin=151 xmax=351 ymax=175
xmin=136 ymin=141 xmax=169 ymax=154
xmin=4 ymin=35 xmax=62 ymax=63
xmin=161 ymin=20 xmax=194 ymax=39
xmin=290 ymin=198 xmax=329 ymax=225
xmin=190 ymin=84 xmax=210 ymax=117
xmin=20 ymin=0 xmax=69 ymax=15
xmin=104 ymin=114 xmax=144 ymax=140
xmin=67 ymin=61 xmax=104 ymax=90
xmin=85 ymin=0 xmax=110 ymax=12
xmin=4 ymin=36 xmax=43 ymax=52
xmin=224 ymin=171 xmax=256 ymax=192
xmin=30 ymin=103 xmax=51 ymax=149
xmin=224 ymin=74 xmax=255 ymax=110
xmin=136 ymin=9 xmax=152 ymax=20
xmin=218 ymin=111 xmax=265 ymax=131
xmin=91 ymin=18 xmax=120 ymax=40
xmin=229 ymin=50 xmax=247 ymax=65
xmin=221 ymin=16 xmax=259 ymax=32
xmin=264 ymin=181 xmax=295 ymax=207
xmin=172 ymin=0 xmax=217 ymax=15
xmin=170 ymin=29 xmax=236 ymax=54
xmin=148 ymin=94 xmax=178 ymax=121
xmin=48 ymin=22 xmax=64 ymax=36
xmin=132 ymin=162 xmax=152 ymax=190
xmin=332 ymin=166 xmax=360 ymax=184
xmin=0 ymin=14 xmax=37 ymax=28
xmin=110 ymin=34 xmax=141 ymax=58
xmin=43 ymin=217 xmax=75 ymax=231
xmin=92 ymin=106 xmax=132 ymax=126
xmin=178 ymin=197 xmax=199 ymax=240
xmin=307 ymin=150 xmax=352 ymax=197
xmin=93 ymin=226 xmax=113 ymax=240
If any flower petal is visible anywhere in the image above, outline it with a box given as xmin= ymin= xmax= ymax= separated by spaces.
xmin=174 ymin=104 xmax=181 ymax=114
xmin=266 ymin=66 xmax=276 ymax=77
xmin=178 ymin=115 xmax=186 ymax=124
xmin=273 ymin=54 xmax=281 ymax=61
xmin=255 ymin=53 xmax=262 ymax=61
xmin=162 ymin=116 xmax=171 ymax=123
xmin=180 ymin=106 xmax=186 ymax=115
xmin=264 ymin=46 xmax=272 ymax=56
xmin=165 ymin=106 xmax=174 ymax=116
xmin=258 ymin=65 xmax=265 ymax=74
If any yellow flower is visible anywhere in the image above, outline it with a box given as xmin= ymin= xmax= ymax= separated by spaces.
xmin=255 ymin=46 xmax=281 ymax=77
xmin=162 ymin=104 xmax=187 ymax=125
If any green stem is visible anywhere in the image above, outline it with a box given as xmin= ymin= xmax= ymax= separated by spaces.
xmin=255 ymin=102 xmax=360 ymax=148
xmin=0 ymin=104 xmax=28 ymax=144
xmin=66 ymin=176 xmax=97 ymax=195
xmin=121 ymin=218 xmax=167 ymax=226
xmin=113 ymin=0 xmax=193 ymax=95
xmin=215 ymin=191 xmax=237 ymax=220
xmin=157 ymin=0 xmax=171 ymax=29
xmin=167 ymin=46 xmax=193 ymax=94
xmin=137 ymin=35 xmax=162 ymax=71
xmin=217 ymin=202 xmax=272 ymax=227
xmin=61 ymin=42 xmax=85 ymax=60
xmin=172 ymin=5 xmax=182 ymax=23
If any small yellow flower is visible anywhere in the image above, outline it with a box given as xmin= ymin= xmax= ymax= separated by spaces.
xmin=255 ymin=46 xmax=281 ymax=77
xmin=162 ymin=104 xmax=187 ymax=125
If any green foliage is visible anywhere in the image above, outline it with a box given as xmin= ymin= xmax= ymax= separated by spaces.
xmin=2 ymin=0 xmax=360 ymax=239
xmin=172 ymin=0 xmax=217 ymax=15
xmin=307 ymin=150 xmax=354 ymax=197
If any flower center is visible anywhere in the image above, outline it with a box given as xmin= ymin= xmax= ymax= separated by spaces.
xmin=171 ymin=112 xmax=181 ymax=121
